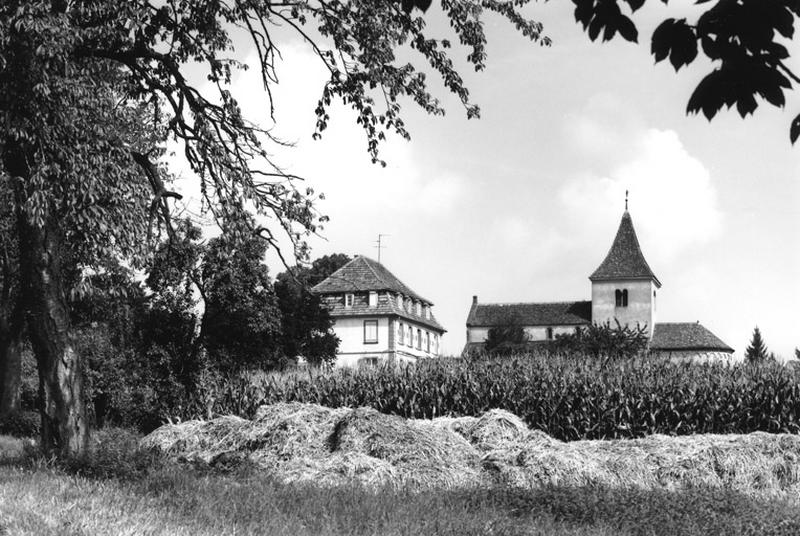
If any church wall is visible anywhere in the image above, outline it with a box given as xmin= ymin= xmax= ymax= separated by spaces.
xmin=591 ymin=280 xmax=656 ymax=337
xmin=467 ymin=324 xmax=582 ymax=343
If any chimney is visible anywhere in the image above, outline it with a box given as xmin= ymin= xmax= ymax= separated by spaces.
xmin=472 ymin=295 xmax=478 ymax=306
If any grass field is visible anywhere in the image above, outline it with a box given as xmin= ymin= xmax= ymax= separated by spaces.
xmin=3 ymin=433 xmax=800 ymax=535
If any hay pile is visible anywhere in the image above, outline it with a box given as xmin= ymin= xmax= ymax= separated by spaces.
xmin=142 ymin=403 xmax=800 ymax=493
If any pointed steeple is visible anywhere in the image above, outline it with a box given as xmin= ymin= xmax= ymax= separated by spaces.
xmin=589 ymin=210 xmax=661 ymax=288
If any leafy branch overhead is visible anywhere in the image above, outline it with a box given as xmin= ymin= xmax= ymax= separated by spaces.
xmin=572 ymin=0 xmax=800 ymax=143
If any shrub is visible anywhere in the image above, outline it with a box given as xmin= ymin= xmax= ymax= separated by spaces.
xmin=0 ymin=410 xmax=40 ymax=438
xmin=553 ymin=320 xmax=649 ymax=359
xmin=62 ymin=427 xmax=164 ymax=480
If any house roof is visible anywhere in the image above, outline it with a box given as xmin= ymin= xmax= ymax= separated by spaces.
xmin=466 ymin=300 xmax=592 ymax=327
xmin=590 ymin=211 xmax=661 ymax=287
xmin=650 ymin=322 xmax=734 ymax=353
xmin=326 ymin=299 xmax=446 ymax=333
xmin=311 ymin=256 xmax=430 ymax=303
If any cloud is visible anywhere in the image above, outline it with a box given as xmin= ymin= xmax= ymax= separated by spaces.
xmin=560 ymin=126 xmax=723 ymax=267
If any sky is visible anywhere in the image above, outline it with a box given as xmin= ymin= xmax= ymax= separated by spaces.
xmin=172 ymin=1 xmax=800 ymax=359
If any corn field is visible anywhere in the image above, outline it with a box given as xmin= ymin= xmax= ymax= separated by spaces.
xmin=185 ymin=354 xmax=800 ymax=441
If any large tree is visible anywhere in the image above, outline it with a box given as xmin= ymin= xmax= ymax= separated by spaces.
xmin=0 ymin=184 xmax=23 ymax=418
xmin=570 ymin=0 xmax=800 ymax=143
xmin=274 ymin=253 xmax=351 ymax=365
xmin=1 ymin=0 xmax=547 ymax=456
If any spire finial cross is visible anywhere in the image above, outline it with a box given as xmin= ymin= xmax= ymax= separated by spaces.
xmin=625 ymin=190 xmax=629 ymax=211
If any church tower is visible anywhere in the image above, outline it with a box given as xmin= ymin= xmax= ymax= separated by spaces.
xmin=589 ymin=203 xmax=661 ymax=338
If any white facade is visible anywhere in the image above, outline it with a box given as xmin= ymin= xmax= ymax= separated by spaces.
xmin=591 ymin=279 xmax=657 ymax=337
xmin=331 ymin=314 xmax=442 ymax=368
xmin=466 ymin=324 xmax=580 ymax=344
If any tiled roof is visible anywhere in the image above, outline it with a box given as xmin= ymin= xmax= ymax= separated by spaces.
xmin=650 ymin=322 xmax=734 ymax=353
xmin=466 ymin=300 xmax=592 ymax=327
xmin=325 ymin=298 xmax=446 ymax=332
xmin=590 ymin=211 xmax=661 ymax=287
xmin=311 ymin=256 xmax=430 ymax=303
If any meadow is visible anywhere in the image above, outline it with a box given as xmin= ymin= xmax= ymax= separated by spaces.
xmin=3 ymin=430 xmax=800 ymax=536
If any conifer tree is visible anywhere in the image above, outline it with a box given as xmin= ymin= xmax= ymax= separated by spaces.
xmin=745 ymin=326 xmax=769 ymax=363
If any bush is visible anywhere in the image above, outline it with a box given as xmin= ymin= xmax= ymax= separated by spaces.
xmin=62 ymin=427 xmax=164 ymax=480
xmin=553 ymin=320 xmax=649 ymax=359
xmin=176 ymin=354 xmax=800 ymax=442
xmin=0 ymin=411 xmax=40 ymax=438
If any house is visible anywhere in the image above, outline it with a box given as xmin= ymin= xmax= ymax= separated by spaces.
xmin=465 ymin=207 xmax=734 ymax=359
xmin=312 ymin=256 xmax=446 ymax=367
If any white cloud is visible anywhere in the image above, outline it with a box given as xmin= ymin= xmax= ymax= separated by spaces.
xmin=561 ymin=127 xmax=723 ymax=267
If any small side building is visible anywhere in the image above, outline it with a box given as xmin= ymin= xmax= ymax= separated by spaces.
xmin=312 ymin=256 xmax=446 ymax=367
xmin=649 ymin=322 xmax=735 ymax=361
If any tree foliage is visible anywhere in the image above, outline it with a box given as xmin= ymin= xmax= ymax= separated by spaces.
xmin=554 ymin=320 xmax=649 ymax=360
xmin=201 ymin=231 xmax=283 ymax=372
xmin=274 ymin=253 xmax=351 ymax=365
xmin=571 ymin=0 xmax=800 ymax=143
xmin=483 ymin=318 xmax=530 ymax=356
xmin=745 ymin=326 xmax=770 ymax=363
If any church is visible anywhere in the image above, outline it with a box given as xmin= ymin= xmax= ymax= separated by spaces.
xmin=464 ymin=204 xmax=734 ymax=359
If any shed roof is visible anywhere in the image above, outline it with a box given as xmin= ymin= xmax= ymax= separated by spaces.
xmin=590 ymin=211 xmax=661 ymax=287
xmin=466 ymin=300 xmax=592 ymax=327
xmin=651 ymin=322 xmax=734 ymax=353
xmin=311 ymin=256 xmax=430 ymax=303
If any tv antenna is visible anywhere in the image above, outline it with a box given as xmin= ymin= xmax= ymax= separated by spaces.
xmin=374 ymin=234 xmax=390 ymax=263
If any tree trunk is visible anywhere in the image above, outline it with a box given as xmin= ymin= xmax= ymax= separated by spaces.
xmin=17 ymin=217 xmax=88 ymax=456
xmin=0 ymin=317 xmax=23 ymax=418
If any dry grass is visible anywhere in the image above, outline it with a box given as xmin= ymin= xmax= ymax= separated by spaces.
xmin=4 ymin=430 xmax=800 ymax=535
xmin=142 ymin=403 xmax=800 ymax=497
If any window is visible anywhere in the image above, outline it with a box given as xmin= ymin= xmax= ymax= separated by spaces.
xmin=653 ymin=290 xmax=657 ymax=311
xmin=368 ymin=292 xmax=378 ymax=307
xmin=407 ymin=326 xmax=413 ymax=346
xmin=423 ymin=305 xmax=430 ymax=319
xmin=364 ymin=320 xmax=378 ymax=344
xmin=416 ymin=328 xmax=422 ymax=350
xmin=357 ymin=356 xmax=379 ymax=368
xmin=415 ymin=302 xmax=421 ymax=316
xmin=434 ymin=334 xmax=439 ymax=355
xmin=615 ymin=289 xmax=628 ymax=307
xmin=345 ymin=293 xmax=354 ymax=308
xmin=397 ymin=322 xmax=404 ymax=346
xmin=546 ymin=327 xmax=554 ymax=340
xmin=397 ymin=293 xmax=403 ymax=307
xmin=426 ymin=332 xmax=431 ymax=353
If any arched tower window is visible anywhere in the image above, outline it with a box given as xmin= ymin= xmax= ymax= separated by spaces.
xmin=622 ymin=289 xmax=628 ymax=307
xmin=615 ymin=289 xmax=622 ymax=307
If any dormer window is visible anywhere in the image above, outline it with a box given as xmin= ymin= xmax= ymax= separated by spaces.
xmin=415 ymin=302 xmax=421 ymax=316
xmin=397 ymin=293 xmax=403 ymax=307
xmin=345 ymin=293 xmax=354 ymax=308
xmin=368 ymin=292 xmax=378 ymax=307
xmin=423 ymin=305 xmax=430 ymax=319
